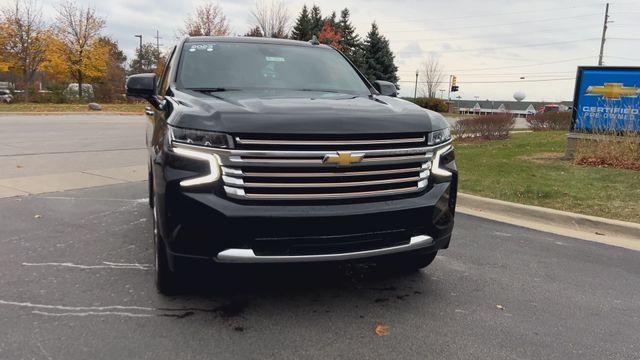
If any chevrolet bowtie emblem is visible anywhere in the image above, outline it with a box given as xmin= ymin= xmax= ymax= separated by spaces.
xmin=322 ymin=151 xmax=365 ymax=166
xmin=586 ymin=83 xmax=640 ymax=100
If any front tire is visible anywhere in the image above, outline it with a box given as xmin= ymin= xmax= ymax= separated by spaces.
xmin=153 ymin=198 xmax=181 ymax=295
xmin=147 ymin=163 xmax=154 ymax=209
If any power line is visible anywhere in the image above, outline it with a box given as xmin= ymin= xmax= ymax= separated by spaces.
xmin=385 ymin=13 xmax=601 ymax=33
xmin=443 ymin=56 xmax=593 ymax=72
xmin=398 ymin=70 xmax=575 ymax=76
xmin=382 ymin=3 xmax=604 ymax=24
xmin=397 ymin=77 xmax=576 ymax=84
xmin=395 ymin=38 xmax=599 ymax=55
xmin=389 ymin=24 xmax=599 ymax=44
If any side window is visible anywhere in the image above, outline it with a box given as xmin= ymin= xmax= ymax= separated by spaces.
xmin=158 ymin=47 xmax=176 ymax=96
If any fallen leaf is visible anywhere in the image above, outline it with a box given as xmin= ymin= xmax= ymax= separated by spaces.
xmin=16 ymin=165 xmax=23 ymax=169
xmin=375 ymin=324 xmax=390 ymax=336
xmin=34 ymin=214 xmax=42 ymax=219
xmin=496 ymin=304 xmax=504 ymax=310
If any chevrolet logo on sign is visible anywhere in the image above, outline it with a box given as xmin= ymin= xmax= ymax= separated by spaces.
xmin=586 ymin=83 xmax=640 ymax=100
xmin=322 ymin=151 xmax=364 ymax=166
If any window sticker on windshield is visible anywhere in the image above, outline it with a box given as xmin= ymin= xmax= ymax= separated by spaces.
xmin=265 ymin=56 xmax=285 ymax=62
xmin=188 ymin=44 xmax=215 ymax=52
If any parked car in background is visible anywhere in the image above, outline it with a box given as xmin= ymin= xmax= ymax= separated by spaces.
xmin=0 ymin=89 xmax=13 ymax=103
xmin=64 ymin=83 xmax=94 ymax=100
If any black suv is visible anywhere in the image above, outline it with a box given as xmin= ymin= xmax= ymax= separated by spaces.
xmin=126 ymin=37 xmax=457 ymax=294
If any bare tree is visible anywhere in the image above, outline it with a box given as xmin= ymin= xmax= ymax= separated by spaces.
xmin=420 ymin=55 xmax=445 ymax=98
xmin=250 ymin=0 xmax=290 ymax=38
xmin=0 ymin=0 xmax=47 ymax=92
xmin=54 ymin=1 xmax=105 ymax=98
xmin=180 ymin=1 xmax=230 ymax=37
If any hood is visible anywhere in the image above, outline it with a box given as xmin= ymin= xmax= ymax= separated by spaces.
xmin=167 ymin=88 xmax=448 ymax=135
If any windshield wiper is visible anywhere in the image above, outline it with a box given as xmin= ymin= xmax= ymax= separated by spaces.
xmin=294 ymin=88 xmax=346 ymax=93
xmin=187 ymin=88 xmax=240 ymax=93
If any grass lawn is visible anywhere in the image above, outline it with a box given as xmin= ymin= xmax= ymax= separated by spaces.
xmin=0 ymin=103 xmax=146 ymax=113
xmin=455 ymin=131 xmax=640 ymax=223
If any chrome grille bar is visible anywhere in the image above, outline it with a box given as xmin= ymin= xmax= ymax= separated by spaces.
xmin=231 ymin=175 xmax=426 ymax=189
xmin=235 ymin=136 xmax=426 ymax=146
xmin=225 ymin=186 xmax=422 ymax=200
xmin=221 ymin=165 xmax=428 ymax=178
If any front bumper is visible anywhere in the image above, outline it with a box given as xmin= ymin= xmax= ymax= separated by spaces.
xmin=152 ymin=139 xmax=457 ymax=267
xmin=155 ymin=175 xmax=456 ymax=267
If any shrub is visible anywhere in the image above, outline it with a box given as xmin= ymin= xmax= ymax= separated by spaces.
xmin=574 ymin=131 xmax=640 ymax=171
xmin=409 ymin=97 xmax=448 ymax=113
xmin=526 ymin=112 xmax=572 ymax=131
xmin=452 ymin=113 xmax=516 ymax=141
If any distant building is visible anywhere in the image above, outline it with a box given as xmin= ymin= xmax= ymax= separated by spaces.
xmin=455 ymin=100 xmax=573 ymax=118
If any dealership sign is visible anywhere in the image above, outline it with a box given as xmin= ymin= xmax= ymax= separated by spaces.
xmin=572 ymin=66 xmax=640 ymax=133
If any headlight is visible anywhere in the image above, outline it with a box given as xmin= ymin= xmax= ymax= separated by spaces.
xmin=169 ymin=126 xmax=225 ymax=187
xmin=427 ymin=128 xmax=451 ymax=146
xmin=169 ymin=125 xmax=230 ymax=148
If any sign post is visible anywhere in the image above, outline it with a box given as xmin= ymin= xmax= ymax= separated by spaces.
xmin=566 ymin=66 xmax=640 ymax=158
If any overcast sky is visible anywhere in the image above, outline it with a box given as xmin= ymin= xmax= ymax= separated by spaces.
xmin=23 ymin=0 xmax=640 ymax=101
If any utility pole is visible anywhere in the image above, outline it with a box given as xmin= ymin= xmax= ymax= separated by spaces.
xmin=134 ymin=34 xmax=143 ymax=70
xmin=598 ymin=3 xmax=610 ymax=66
xmin=413 ymin=70 xmax=418 ymax=100
xmin=447 ymin=74 xmax=452 ymax=101
xmin=154 ymin=30 xmax=163 ymax=61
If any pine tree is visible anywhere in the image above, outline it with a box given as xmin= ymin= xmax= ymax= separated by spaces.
xmin=291 ymin=5 xmax=312 ymax=41
xmin=326 ymin=11 xmax=337 ymax=28
xmin=336 ymin=8 xmax=363 ymax=70
xmin=362 ymin=22 xmax=399 ymax=85
xmin=309 ymin=5 xmax=323 ymax=37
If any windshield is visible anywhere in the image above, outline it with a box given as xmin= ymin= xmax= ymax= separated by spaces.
xmin=177 ymin=42 xmax=371 ymax=95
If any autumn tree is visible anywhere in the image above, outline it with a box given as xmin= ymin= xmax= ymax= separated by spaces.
xmin=93 ymin=37 xmax=127 ymax=102
xmin=0 ymin=0 xmax=47 ymax=94
xmin=362 ymin=22 xmax=398 ymax=86
xmin=180 ymin=1 xmax=230 ymax=37
xmin=316 ymin=21 xmax=341 ymax=50
xmin=290 ymin=5 xmax=312 ymax=41
xmin=250 ymin=0 xmax=290 ymax=38
xmin=53 ymin=1 xmax=106 ymax=98
xmin=0 ymin=20 xmax=12 ymax=73
xmin=245 ymin=26 xmax=263 ymax=37
xmin=130 ymin=43 xmax=160 ymax=73
xmin=420 ymin=55 xmax=444 ymax=98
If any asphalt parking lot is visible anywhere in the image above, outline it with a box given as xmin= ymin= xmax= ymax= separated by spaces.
xmin=0 ymin=115 xmax=639 ymax=359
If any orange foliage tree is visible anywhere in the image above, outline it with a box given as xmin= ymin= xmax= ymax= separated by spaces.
xmin=317 ymin=21 xmax=342 ymax=50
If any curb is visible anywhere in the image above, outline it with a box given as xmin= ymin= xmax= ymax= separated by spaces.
xmin=457 ymin=193 xmax=640 ymax=246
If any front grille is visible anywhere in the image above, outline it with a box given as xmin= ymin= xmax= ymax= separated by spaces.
xmin=220 ymin=134 xmax=433 ymax=201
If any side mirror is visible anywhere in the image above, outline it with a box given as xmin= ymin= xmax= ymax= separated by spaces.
xmin=373 ymin=80 xmax=398 ymax=97
xmin=126 ymin=73 xmax=157 ymax=100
